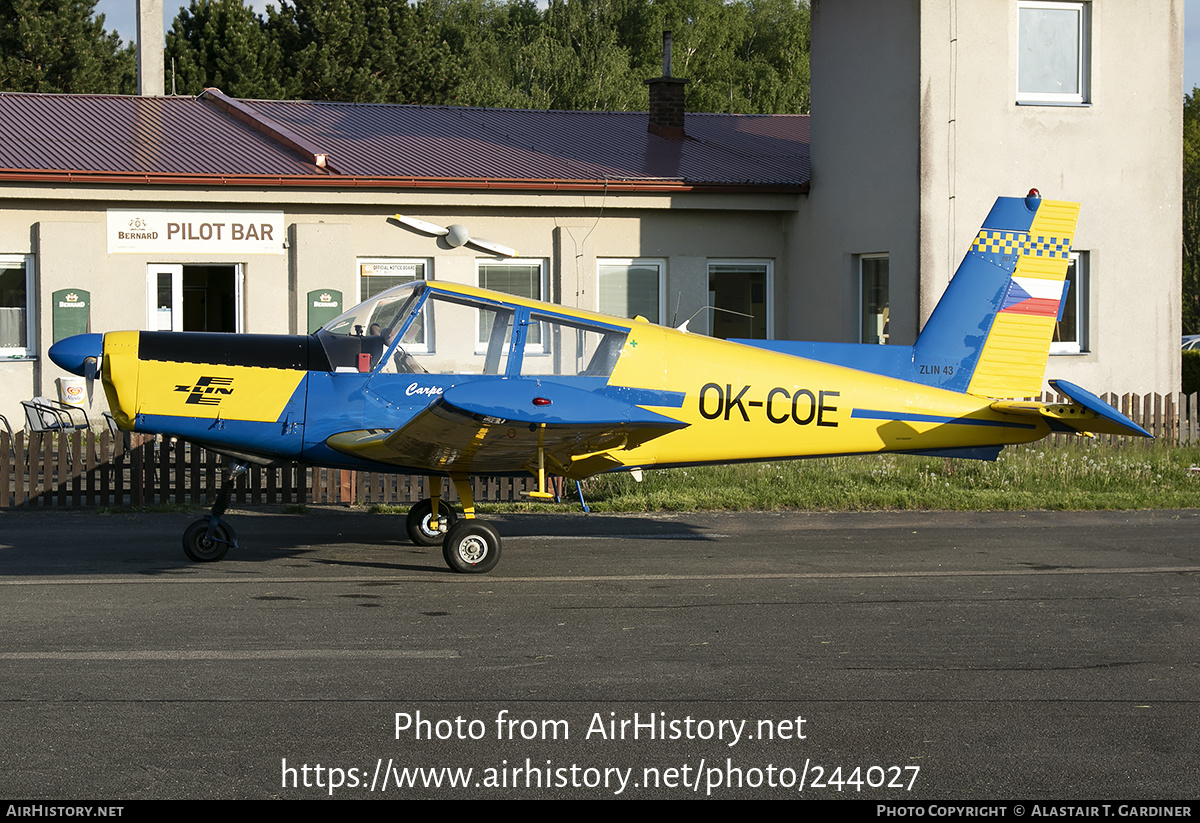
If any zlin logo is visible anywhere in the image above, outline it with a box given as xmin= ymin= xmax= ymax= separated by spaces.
xmin=174 ymin=376 xmax=233 ymax=405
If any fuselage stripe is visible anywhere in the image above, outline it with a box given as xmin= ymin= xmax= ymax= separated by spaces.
xmin=850 ymin=409 xmax=1038 ymax=430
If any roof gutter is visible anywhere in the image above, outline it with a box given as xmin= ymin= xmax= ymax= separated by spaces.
xmin=0 ymin=168 xmax=809 ymax=195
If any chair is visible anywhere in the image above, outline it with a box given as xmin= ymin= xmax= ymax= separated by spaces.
xmin=21 ymin=397 xmax=90 ymax=462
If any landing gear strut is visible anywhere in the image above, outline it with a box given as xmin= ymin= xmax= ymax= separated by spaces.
xmin=408 ymin=475 xmax=501 ymax=573
xmin=182 ymin=460 xmax=246 ymax=562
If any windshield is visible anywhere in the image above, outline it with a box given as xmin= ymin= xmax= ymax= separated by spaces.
xmin=320 ymin=281 xmax=425 ymax=340
xmin=314 ymin=281 xmax=426 ymax=373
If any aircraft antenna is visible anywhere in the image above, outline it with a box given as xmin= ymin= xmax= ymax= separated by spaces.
xmin=675 ymin=305 xmax=753 ymax=334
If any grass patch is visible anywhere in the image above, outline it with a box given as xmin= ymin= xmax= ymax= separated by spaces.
xmin=567 ymin=441 xmax=1200 ymax=512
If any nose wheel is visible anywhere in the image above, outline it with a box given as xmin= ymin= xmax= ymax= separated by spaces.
xmin=181 ymin=460 xmax=246 ymax=563
xmin=182 ymin=517 xmax=236 ymax=562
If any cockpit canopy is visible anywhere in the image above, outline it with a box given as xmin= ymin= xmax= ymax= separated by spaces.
xmin=315 ymin=282 xmax=630 ymax=378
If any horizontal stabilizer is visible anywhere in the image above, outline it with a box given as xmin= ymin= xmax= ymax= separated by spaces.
xmin=1047 ymin=379 xmax=1152 ymax=438
xmin=987 ymin=380 xmax=1151 ymax=438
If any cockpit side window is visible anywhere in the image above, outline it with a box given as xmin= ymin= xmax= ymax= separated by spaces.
xmin=326 ymin=285 xmax=631 ymax=378
xmin=520 ymin=313 xmax=628 ymax=378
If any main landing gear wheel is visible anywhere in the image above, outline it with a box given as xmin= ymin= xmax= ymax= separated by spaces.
xmin=182 ymin=518 xmax=235 ymax=562
xmin=442 ymin=520 xmax=501 ymax=574
xmin=406 ymin=498 xmax=458 ymax=547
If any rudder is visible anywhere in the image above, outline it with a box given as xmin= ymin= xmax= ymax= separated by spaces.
xmin=913 ymin=190 xmax=1078 ymax=399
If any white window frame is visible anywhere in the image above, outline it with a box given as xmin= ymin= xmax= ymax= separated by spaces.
xmin=597 ymin=258 xmax=666 ymax=324
xmin=0 ymin=254 xmax=35 ymax=359
xmin=1050 ymin=251 xmax=1088 ymax=355
xmin=858 ymin=253 xmax=890 ymax=345
xmin=706 ymin=259 xmax=774 ymax=339
xmin=476 ymin=258 xmax=548 ymax=354
xmin=146 ymin=263 xmax=244 ymax=332
xmin=1017 ymin=1 xmax=1090 ymax=106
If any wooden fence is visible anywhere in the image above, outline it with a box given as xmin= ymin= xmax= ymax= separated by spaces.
xmin=0 ymin=429 xmax=539 ymax=510
xmin=0 ymin=390 xmax=1196 ymax=510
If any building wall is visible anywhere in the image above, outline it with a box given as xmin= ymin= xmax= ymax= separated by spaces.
xmin=796 ymin=0 xmax=923 ymax=345
xmin=0 ymin=188 xmax=799 ymax=424
xmin=920 ymin=0 xmax=1183 ymax=396
xmin=804 ymin=0 xmax=1182 ymax=395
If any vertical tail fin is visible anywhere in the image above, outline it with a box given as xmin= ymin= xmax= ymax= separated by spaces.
xmin=913 ymin=190 xmax=1079 ymax=398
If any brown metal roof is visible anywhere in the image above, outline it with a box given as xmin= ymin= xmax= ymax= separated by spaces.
xmin=0 ymin=91 xmax=809 ymax=192
xmin=0 ymin=93 xmax=317 ymax=176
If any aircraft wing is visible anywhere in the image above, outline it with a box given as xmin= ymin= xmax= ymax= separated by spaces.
xmin=326 ymin=379 xmax=688 ymax=478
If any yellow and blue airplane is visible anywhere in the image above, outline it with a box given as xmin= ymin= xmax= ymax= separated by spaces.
xmin=49 ymin=190 xmax=1149 ymax=573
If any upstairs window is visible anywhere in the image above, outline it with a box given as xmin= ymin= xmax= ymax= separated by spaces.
xmin=1018 ymin=1 xmax=1090 ymax=105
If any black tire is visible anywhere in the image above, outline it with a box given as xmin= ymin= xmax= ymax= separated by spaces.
xmin=406 ymin=499 xmax=458 ymax=547
xmin=182 ymin=518 xmax=232 ymax=562
xmin=442 ymin=520 xmax=501 ymax=574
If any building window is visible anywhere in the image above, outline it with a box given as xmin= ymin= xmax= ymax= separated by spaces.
xmin=478 ymin=259 xmax=546 ymax=348
xmin=1051 ymin=252 xmax=1088 ymax=354
xmin=359 ymin=259 xmax=427 ymax=301
xmin=1017 ymin=1 xmax=1089 ymax=105
xmin=707 ymin=260 xmax=772 ymax=339
xmin=0 ymin=254 xmax=33 ymax=358
xmin=598 ymin=259 xmax=664 ymax=323
xmin=860 ymin=255 xmax=890 ymax=345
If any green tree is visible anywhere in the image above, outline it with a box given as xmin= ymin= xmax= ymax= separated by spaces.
xmin=0 ymin=0 xmax=135 ymax=93
xmin=269 ymin=0 xmax=458 ymax=103
xmin=1184 ymin=87 xmax=1200 ymax=334
xmin=647 ymin=0 xmax=809 ymax=114
xmin=166 ymin=0 xmax=287 ymax=98
xmin=428 ymin=0 xmax=544 ymax=108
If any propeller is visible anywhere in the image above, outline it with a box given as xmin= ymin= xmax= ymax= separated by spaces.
xmin=83 ymin=355 xmax=99 ymax=403
xmin=394 ymin=214 xmax=517 ymax=258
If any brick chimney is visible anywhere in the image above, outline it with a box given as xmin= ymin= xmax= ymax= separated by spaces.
xmin=646 ymin=31 xmax=689 ymax=139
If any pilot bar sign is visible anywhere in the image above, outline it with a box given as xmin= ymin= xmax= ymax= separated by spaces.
xmin=107 ymin=210 xmax=285 ymax=255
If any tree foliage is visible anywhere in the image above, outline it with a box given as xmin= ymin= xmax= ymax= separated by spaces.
xmin=1184 ymin=87 xmax=1200 ymax=334
xmin=0 ymin=0 xmax=134 ymax=93
xmin=0 ymin=0 xmax=810 ymax=111
xmin=166 ymin=0 xmax=287 ymax=98
xmin=268 ymin=0 xmax=458 ymax=103
xmin=165 ymin=0 xmax=810 ymax=113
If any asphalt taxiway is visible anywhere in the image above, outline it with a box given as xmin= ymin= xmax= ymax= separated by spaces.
xmin=1 ymin=507 xmax=1197 ymax=799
